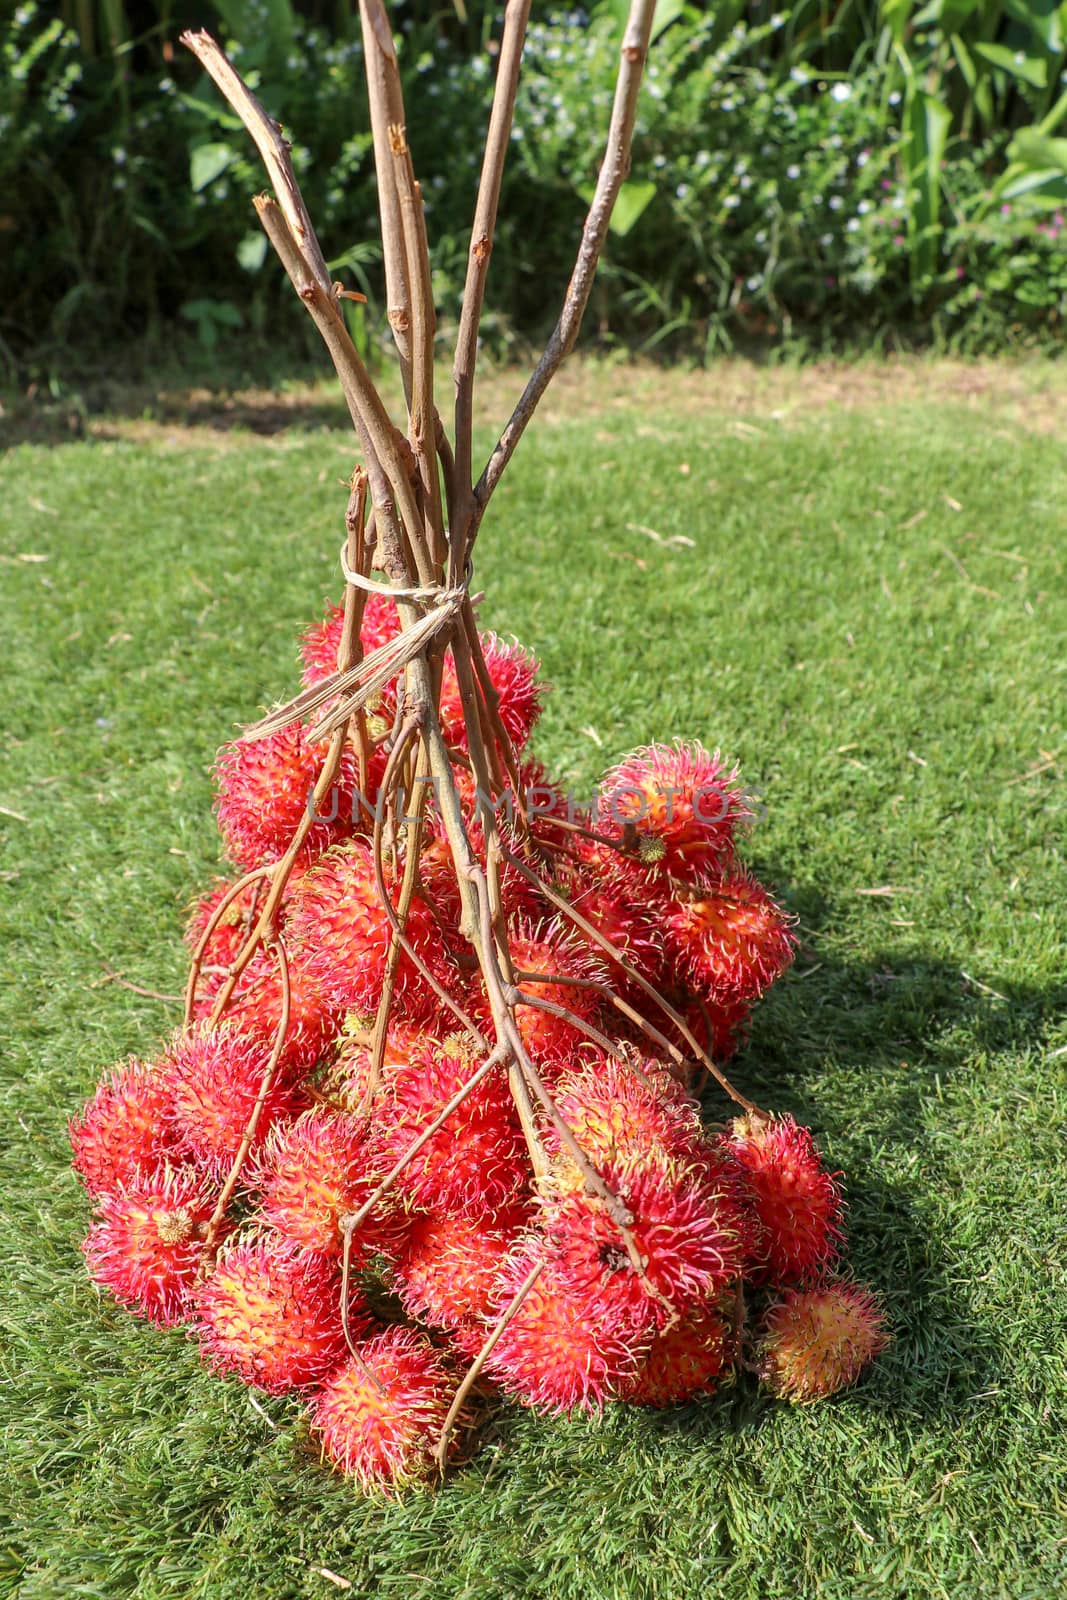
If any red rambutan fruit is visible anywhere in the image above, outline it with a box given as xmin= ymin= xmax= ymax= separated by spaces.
xmin=598 ymin=741 xmax=750 ymax=884
xmin=619 ymin=1298 xmax=734 ymax=1408
xmin=371 ymin=1037 xmax=528 ymax=1218
xmin=309 ymin=1325 xmax=455 ymax=1493
xmin=218 ymin=947 xmax=342 ymax=1073
xmin=299 ymin=593 xmax=402 ymax=686
xmin=70 ymin=1059 xmax=180 ymax=1195
xmin=438 ymin=634 xmax=544 ymax=756
xmin=757 ymin=1281 xmax=889 ymax=1403
xmin=501 ymin=917 xmax=606 ymax=1075
xmin=484 ymin=1245 xmax=646 ymax=1414
xmin=391 ymin=1203 xmax=531 ymax=1332
xmin=196 ymin=1235 xmax=360 ymax=1392
xmin=184 ymin=877 xmax=259 ymax=968
xmin=214 ymin=722 xmax=358 ymax=871
xmin=664 ymin=869 xmax=796 ymax=1004
xmin=558 ymin=846 xmax=666 ymax=988
xmin=163 ymin=1026 xmax=306 ymax=1179
xmin=83 ymin=1167 xmax=216 ymax=1326
xmin=725 ymin=1114 xmax=844 ymax=1285
xmin=286 ymin=841 xmax=452 ymax=1019
xmin=543 ymin=1055 xmax=705 ymax=1196
xmin=545 ymin=1155 xmax=749 ymax=1334
xmin=251 ymin=1108 xmax=402 ymax=1261
xmin=321 ymin=1019 xmax=436 ymax=1112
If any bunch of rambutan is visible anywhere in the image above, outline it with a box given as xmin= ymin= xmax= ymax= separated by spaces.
xmin=72 ymin=595 xmax=887 ymax=1495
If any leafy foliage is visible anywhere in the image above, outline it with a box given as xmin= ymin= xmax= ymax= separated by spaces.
xmin=3 ymin=0 xmax=1067 ymax=373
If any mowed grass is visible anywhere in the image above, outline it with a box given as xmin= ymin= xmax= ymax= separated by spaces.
xmin=1 ymin=364 xmax=1064 ymax=1600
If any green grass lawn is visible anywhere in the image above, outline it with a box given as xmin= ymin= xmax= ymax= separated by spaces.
xmin=1 ymin=364 xmax=1064 ymax=1599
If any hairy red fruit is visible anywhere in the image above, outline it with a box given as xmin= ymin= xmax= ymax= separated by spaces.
xmin=216 ymin=947 xmax=342 ymax=1073
xmin=392 ymin=1203 xmax=531 ymax=1331
xmin=251 ymin=1108 xmax=402 ymax=1261
xmin=619 ymin=1299 xmax=734 ymax=1407
xmin=286 ymin=841 xmax=452 ymax=1018
xmin=758 ymin=1282 xmax=888 ymax=1402
xmin=196 ymin=1236 xmax=360 ymax=1392
xmin=438 ymin=633 xmax=544 ymax=755
xmin=163 ymin=1027 xmax=306 ymax=1178
xmin=500 ymin=918 xmax=606 ymax=1076
xmin=544 ymin=1055 xmax=706 ymax=1195
xmin=557 ymin=842 xmax=666 ymax=987
xmin=321 ymin=1019 xmax=437 ymax=1112
xmin=83 ymin=1168 xmax=216 ymax=1326
xmin=309 ymin=1326 xmax=455 ymax=1493
xmin=546 ymin=1156 xmax=749 ymax=1334
xmin=725 ymin=1114 xmax=844 ymax=1285
xmin=299 ymin=592 xmax=402 ymax=686
xmin=599 ymin=741 xmax=750 ymax=884
xmin=214 ymin=722 xmax=359 ymax=871
xmin=372 ymin=1037 xmax=527 ymax=1218
xmin=665 ymin=869 xmax=796 ymax=1004
xmin=484 ymin=1246 xmax=646 ymax=1414
xmin=184 ymin=877 xmax=260 ymax=971
xmin=70 ymin=1059 xmax=180 ymax=1195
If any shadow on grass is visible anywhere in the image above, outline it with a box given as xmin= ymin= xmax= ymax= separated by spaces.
xmin=661 ymin=879 xmax=1067 ymax=1436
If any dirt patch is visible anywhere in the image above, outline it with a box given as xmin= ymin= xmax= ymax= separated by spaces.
xmin=4 ymin=356 xmax=1065 ymax=451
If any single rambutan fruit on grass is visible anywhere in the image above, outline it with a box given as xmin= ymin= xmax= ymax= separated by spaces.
xmin=618 ymin=1298 xmax=733 ymax=1408
xmin=251 ymin=1107 xmax=402 ymax=1261
xmin=163 ymin=1026 xmax=306 ymax=1179
xmin=438 ymin=633 xmax=544 ymax=755
xmin=214 ymin=721 xmax=360 ymax=871
xmin=392 ymin=1203 xmax=531 ymax=1331
xmin=725 ymin=1114 xmax=844 ymax=1285
xmin=545 ymin=1155 xmax=749 ymax=1334
xmin=83 ymin=1167 xmax=216 ymax=1326
xmin=758 ymin=1281 xmax=888 ymax=1403
xmin=216 ymin=947 xmax=342 ymax=1073
xmin=299 ymin=592 xmax=402 ymax=686
xmin=70 ymin=1059 xmax=181 ymax=1195
xmin=371 ymin=1037 xmax=528 ymax=1218
xmin=309 ymin=1325 xmax=455 ymax=1493
xmin=484 ymin=1245 xmax=646 ymax=1414
xmin=501 ymin=918 xmax=606 ymax=1075
xmin=543 ymin=1055 xmax=706 ymax=1196
xmin=598 ymin=742 xmax=750 ymax=884
xmin=665 ymin=869 xmax=796 ymax=1004
xmin=287 ymin=841 xmax=452 ymax=1019
xmin=196 ymin=1235 xmax=362 ymax=1392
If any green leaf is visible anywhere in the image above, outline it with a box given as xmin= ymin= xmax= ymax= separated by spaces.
xmin=971 ymin=43 xmax=1048 ymax=89
xmin=190 ymin=142 xmax=235 ymax=192
xmin=1003 ymin=0 xmax=1063 ymax=55
xmin=608 ymin=180 xmax=656 ymax=237
xmin=236 ymin=231 xmax=268 ymax=273
xmin=650 ymin=0 xmax=688 ymax=43
xmin=1000 ymin=168 xmax=1067 ymax=203
xmin=1007 ymin=127 xmax=1067 ymax=172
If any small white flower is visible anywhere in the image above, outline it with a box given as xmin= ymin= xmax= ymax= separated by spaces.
xmin=831 ymin=82 xmax=851 ymax=102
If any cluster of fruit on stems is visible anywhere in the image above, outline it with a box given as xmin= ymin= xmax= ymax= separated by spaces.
xmin=71 ymin=585 xmax=888 ymax=1496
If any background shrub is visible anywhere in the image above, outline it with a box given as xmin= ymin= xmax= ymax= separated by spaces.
xmin=4 ymin=0 xmax=1067 ymax=379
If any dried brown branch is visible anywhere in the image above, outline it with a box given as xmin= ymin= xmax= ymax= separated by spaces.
xmin=469 ymin=0 xmax=657 ymax=548
xmin=452 ymin=0 xmax=533 ymax=520
xmin=432 ymin=1254 xmax=545 ymax=1473
xmin=181 ymin=29 xmax=332 ymax=296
